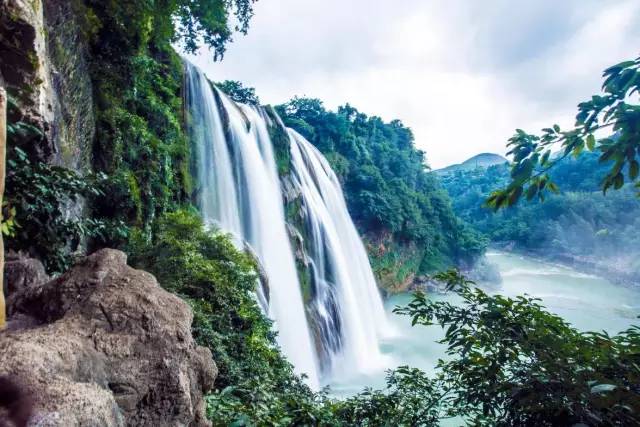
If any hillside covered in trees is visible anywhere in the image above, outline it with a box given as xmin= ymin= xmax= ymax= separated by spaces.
xmin=440 ymin=151 xmax=640 ymax=282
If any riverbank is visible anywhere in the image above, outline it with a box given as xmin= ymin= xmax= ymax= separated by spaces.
xmin=492 ymin=243 xmax=640 ymax=288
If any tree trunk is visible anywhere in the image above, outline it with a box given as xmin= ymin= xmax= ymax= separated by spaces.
xmin=0 ymin=85 xmax=6 ymax=328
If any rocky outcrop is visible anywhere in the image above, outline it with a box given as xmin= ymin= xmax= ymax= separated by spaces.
xmin=363 ymin=231 xmax=422 ymax=294
xmin=1 ymin=249 xmax=216 ymax=426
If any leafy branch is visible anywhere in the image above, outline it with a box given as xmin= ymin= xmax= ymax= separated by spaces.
xmin=395 ymin=269 xmax=640 ymax=426
xmin=487 ymin=57 xmax=640 ymax=210
xmin=6 ymin=147 xmax=128 ymax=273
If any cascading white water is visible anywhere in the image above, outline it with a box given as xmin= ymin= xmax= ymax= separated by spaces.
xmin=185 ymin=60 xmax=391 ymax=387
xmin=185 ymin=62 xmax=320 ymax=388
xmin=184 ymin=64 xmax=242 ymax=236
xmin=288 ymin=130 xmax=390 ymax=377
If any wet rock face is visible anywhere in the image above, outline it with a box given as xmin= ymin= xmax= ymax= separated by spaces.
xmin=0 ymin=0 xmax=55 ymax=161
xmin=1 ymin=249 xmax=217 ymax=426
xmin=43 ymin=0 xmax=94 ymax=171
xmin=0 ymin=0 xmax=94 ymax=171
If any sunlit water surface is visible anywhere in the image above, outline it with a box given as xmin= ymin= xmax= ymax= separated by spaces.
xmin=327 ymin=250 xmax=640 ymax=397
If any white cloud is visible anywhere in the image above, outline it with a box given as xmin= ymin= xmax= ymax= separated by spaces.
xmin=187 ymin=0 xmax=640 ymax=168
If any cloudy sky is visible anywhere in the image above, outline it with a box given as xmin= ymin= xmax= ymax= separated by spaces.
xmin=188 ymin=0 xmax=640 ymax=168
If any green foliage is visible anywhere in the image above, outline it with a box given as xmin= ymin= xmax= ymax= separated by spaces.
xmin=264 ymin=106 xmax=293 ymax=176
xmin=440 ymin=155 xmax=640 ymax=279
xmin=77 ymin=0 xmax=255 ymax=60
xmin=72 ymin=0 xmax=256 ymax=230
xmin=396 ymin=270 xmax=640 ymax=426
xmin=488 ymin=57 xmax=640 ymax=210
xmin=276 ymin=98 xmax=486 ymax=280
xmin=5 ymin=147 xmax=128 ymax=273
xmin=128 ymin=210 xmax=340 ymax=426
xmin=216 ymin=80 xmax=260 ymax=105
xmin=171 ymin=0 xmax=256 ymax=59
xmin=80 ymin=2 xmax=194 ymax=229
xmin=334 ymin=367 xmax=445 ymax=426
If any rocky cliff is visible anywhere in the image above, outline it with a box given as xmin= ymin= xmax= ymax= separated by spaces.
xmin=0 ymin=0 xmax=93 ymax=171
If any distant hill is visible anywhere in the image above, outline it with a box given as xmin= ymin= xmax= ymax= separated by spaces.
xmin=436 ymin=153 xmax=508 ymax=175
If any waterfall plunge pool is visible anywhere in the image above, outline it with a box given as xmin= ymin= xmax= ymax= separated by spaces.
xmin=327 ymin=250 xmax=640 ymax=397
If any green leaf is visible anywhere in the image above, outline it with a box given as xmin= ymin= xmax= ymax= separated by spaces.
xmin=540 ymin=150 xmax=551 ymax=166
xmin=605 ymin=60 xmax=637 ymax=73
xmin=508 ymin=187 xmax=523 ymax=206
xmin=614 ymin=173 xmax=624 ymax=189
xmin=586 ymin=134 xmax=596 ymax=151
xmin=630 ymin=160 xmax=639 ymax=180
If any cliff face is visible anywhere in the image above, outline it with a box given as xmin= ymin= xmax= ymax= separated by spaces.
xmin=0 ymin=3 xmax=218 ymax=424
xmin=362 ymin=231 xmax=423 ymax=294
xmin=0 ymin=0 xmax=93 ymax=172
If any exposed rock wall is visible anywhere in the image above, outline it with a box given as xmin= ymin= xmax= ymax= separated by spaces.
xmin=0 ymin=0 xmax=93 ymax=171
xmin=362 ymin=231 xmax=423 ymax=294
xmin=0 ymin=0 xmax=55 ymax=160
xmin=1 ymin=249 xmax=216 ymax=426
xmin=43 ymin=0 xmax=94 ymax=171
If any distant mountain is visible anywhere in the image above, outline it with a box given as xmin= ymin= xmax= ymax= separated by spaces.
xmin=436 ymin=153 xmax=508 ymax=175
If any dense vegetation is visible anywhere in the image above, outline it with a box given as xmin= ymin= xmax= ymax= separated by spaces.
xmin=128 ymin=210 xmax=338 ymax=425
xmin=216 ymin=80 xmax=260 ymax=105
xmin=440 ymin=152 xmax=640 ymax=280
xmin=4 ymin=97 xmax=126 ymax=272
xmin=128 ymin=212 xmax=640 ymax=427
xmin=5 ymin=0 xmax=256 ymax=271
xmin=392 ymin=270 xmax=640 ymax=426
xmin=275 ymin=98 xmax=486 ymax=289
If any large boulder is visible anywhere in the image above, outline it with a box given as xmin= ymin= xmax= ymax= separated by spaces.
xmin=0 ymin=249 xmax=217 ymax=426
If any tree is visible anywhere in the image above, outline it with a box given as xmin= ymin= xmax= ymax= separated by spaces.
xmin=173 ymin=0 xmax=256 ymax=59
xmin=216 ymin=80 xmax=260 ymax=105
xmin=81 ymin=0 xmax=256 ymax=60
xmin=487 ymin=57 xmax=640 ymax=210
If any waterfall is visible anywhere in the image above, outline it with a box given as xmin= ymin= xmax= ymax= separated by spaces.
xmin=184 ymin=61 xmax=389 ymax=386
xmin=183 ymin=65 xmax=242 ymax=236
xmin=288 ymin=130 xmax=390 ymax=377
xmin=185 ymin=63 xmax=320 ymax=388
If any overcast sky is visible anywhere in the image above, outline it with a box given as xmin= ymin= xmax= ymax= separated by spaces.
xmin=188 ymin=0 xmax=640 ymax=168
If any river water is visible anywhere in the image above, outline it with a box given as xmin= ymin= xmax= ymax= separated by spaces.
xmin=328 ymin=250 xmax=640 ymax=396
